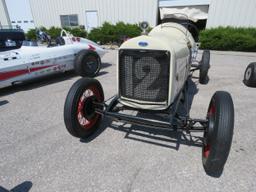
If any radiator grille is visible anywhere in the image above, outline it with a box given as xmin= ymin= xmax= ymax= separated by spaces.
xmin=119 ymin=49 xmax=170 ymax=103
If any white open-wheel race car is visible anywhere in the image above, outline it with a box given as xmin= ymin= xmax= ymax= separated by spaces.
xmin=0 ymin=28 xmax=106 ymax=89
xmin=64 ymin=15 xmax=235 ymax=177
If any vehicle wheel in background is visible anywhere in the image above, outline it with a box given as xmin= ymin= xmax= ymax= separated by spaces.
xmin=202 ymin=91 xmax=234 ymax=177
xmin=199 ymin=50 xmax=210 ymax=84
xmin=74 ymin=50 xmax=101 ymax=77
xmin=64 ymin=78 xmax=104 ymax=139
xmin=243 ymin=62 xmax=256 ymax=87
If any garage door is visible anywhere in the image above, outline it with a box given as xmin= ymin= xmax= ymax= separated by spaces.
xmin=5 ymin=0 xmax=35 ymax=32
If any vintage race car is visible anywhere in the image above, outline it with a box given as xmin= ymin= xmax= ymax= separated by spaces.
xmin=0 ymin=29 xmax=106 ymax=89
xmin=63 ymin=18 xmax=234 ymax=177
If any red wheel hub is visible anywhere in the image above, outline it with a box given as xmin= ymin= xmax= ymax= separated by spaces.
xmin=77 ymin=85 xmax=101 ymax=129
xmin=203 ymin=144 xmax=210 ymax=158
xmin=208 ymin=104 xmax=216 ymax=116
xmin=203 ymin=102 xmax=216 ymax=158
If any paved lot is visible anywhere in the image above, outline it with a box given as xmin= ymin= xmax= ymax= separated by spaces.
xmin=0 ymin=50 xmax=256 ymax=192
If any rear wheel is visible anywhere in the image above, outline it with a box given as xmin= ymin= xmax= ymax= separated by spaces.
xmin=199 ymin=50 xmax=210 ymax=84
xmin=243 ymin=62 xmax=256 ymax=87
xmin=74 ymin=50 xmax=101 ymax=77
xmin=203 ymin=91 xmax=234 ymax=177
xmin=64 ymin=78 xmax=104 ymax=139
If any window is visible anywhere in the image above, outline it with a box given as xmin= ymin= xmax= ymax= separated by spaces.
xmin=60 ymin=15 xmax=78 ymax=27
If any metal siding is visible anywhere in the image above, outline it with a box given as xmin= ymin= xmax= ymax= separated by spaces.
xmin=29 ymin=0 xmax=158 ymax=28
xmin=159 ymin=0 xmax=210 ymax=7
xmin=0 ymin=0 xmax=10 ymax=26
xmin=207 ymin=0 xmax=256 ymax=28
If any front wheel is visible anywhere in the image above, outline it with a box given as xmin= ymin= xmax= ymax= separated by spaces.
xmin=202 ymin=91 xmax=234 ymax=177
xmin=64 ymin=78 xmax=104 ymax=139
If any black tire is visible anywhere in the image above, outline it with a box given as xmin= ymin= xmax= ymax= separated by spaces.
xmin=202 ymin=91 xmax=234 ymax=177
xmin=243 ymin=62 xmax=256 ymax=87
xmin=199 ymin=50 xmax=210 ymax=84
xmin=74 ymin=50 xmax=101 ymax=77
xmin=64 ymin=78 xmax=104 ymax=139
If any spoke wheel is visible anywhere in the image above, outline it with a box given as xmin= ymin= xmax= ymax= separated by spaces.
xmin=203 ymin=101 xmax=216 ymax=159
xmin=64 ymin=78 xmax=104 ymax=139
xmin=77 ymin=87 xmax=100 ymax=130
xmin=202 ymin=91 xmax=234 ymax=177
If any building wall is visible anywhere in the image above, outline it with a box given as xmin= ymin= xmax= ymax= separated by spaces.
xmin=29 ymin=0 xmax=158 ymax=28
xmin=159 ymin=0 xmax=210 ymax=7
xmin=5 ymin=0 xmax=35 ymax=31
xmin=0 ymin=0 xmax=10 ymax=26
xmin=207 ymin=0 xmax=256 ymax=28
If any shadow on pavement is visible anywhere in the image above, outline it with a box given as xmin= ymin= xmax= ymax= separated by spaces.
xmin=0 ymin=181 xmax=32 ymax=192
xmin=80 ymin=117 xmax=111 ymax=143
xmin=0 ymin=100 xmax=9 ymax=106
xmin=110 ymin=119 xmax=203 ymax=151
xmin=0 ymin=71 xmax=76 ymax=97
xmin=101 ymin=62 xmax=112 ymax=69
xmin=0 ymin=63 xmax=112 ymax=97
xmin=80 ymin=78 xmax=203 ymax=150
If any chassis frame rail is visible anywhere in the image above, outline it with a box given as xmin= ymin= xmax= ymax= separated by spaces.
xmin=94 ymin=94 xmax=208 ymax=133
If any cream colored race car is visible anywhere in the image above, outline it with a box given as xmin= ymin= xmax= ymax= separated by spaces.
xmin=64 ymin=18 xmax=234 ymax=177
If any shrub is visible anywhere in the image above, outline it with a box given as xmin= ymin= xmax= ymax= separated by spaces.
xmin=26 ymin=22 xmax=146 ymax=44
xmin=47 ymin=26 xmax=62 ymax=39
xmin=99 ymin=22 xmax=117 ymax=44
xmin=88 ymin=27 xmax=104 ymax=43
xmin=88 ymin=21 xmax=142 ymax=44
xmin=26 ymin=28 xmax=37 ymax=40
xmin=115 ymin=22 xmax=141 ymax=39
xmin=26 ymin=26 xmax=87 ymax=40
xmin=199 ymin=27 xmax=256 ymax=52
xmin=69 ymin=27 xmax=87 ymax=38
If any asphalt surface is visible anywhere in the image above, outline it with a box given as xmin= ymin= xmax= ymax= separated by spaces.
xmin=0 ymin=50 xmax=256 ymax=192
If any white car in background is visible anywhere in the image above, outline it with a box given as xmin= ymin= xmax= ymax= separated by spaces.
xmin=0 ymin=29 xmax=106 ymax=89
